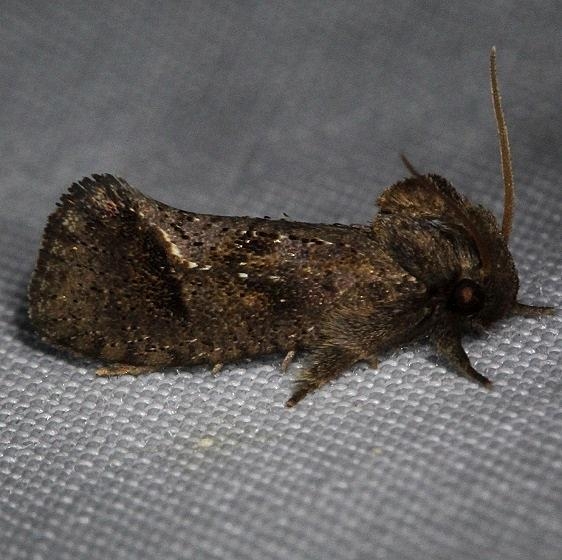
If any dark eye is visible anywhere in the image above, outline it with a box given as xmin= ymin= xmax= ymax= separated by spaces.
xmin=449 ymin=278 xmax=485 ymax=314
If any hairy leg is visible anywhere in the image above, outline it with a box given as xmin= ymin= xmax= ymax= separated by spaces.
xmin=286 ymin=346 xmax=361 ymax=407
xmin=96 ymin=364 xmax=155 ymax=377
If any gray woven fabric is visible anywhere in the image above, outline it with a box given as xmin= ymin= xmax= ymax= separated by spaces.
xmin=1 ymin=2 xmax=561 ymax=559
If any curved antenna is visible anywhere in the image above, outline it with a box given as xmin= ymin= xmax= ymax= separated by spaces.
xmin=490 ymin=47 xmax=515 ymax=241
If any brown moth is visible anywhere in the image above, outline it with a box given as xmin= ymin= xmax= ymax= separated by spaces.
xmin=28 ymin=49 xmax=552 ymax=406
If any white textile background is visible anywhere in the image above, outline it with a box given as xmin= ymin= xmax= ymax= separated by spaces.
xmin=1 ymin=2 xmax=560 ymax=559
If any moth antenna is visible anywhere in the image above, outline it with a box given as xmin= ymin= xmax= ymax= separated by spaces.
xmin=490 ymin=47 xmax=515 ymax=241
xmin=400 ymin=154 xmax=422 ymax=177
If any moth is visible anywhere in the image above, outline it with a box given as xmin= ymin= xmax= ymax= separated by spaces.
xmin=29 ymin=49 xmax=552 ymax=406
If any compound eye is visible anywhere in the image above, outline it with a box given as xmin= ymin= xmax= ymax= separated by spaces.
xmin=450 ymin=278 xmax=485 ymax=314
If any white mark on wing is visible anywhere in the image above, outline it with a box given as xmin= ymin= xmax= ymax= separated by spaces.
xmin=158 ymin=228 xmax=184 ymax=259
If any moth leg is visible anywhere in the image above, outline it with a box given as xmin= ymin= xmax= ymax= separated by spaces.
xmin=364 ymin=354 xmax=379 ymax=369
xmin=96 ymin=364 xmax=155 ymax=377
xmin=281 ymin=350 xmax=296 ymax=372
xmin=211 ymin=362 xmax=223 ymax=375
xmin=286 ymin=346 xmax=359 ymax=407
xmin=433 ymin=332 xmax=492 ymax=388
xmin=512 ymin=302 xmax=555 ymax=318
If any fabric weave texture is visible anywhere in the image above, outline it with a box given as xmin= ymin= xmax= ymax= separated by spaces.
xmin=1 ymin=2 xmax=560 ymax=559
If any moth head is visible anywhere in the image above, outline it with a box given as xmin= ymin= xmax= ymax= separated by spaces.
xmin=443 ymin=49 xmax=552 ymax=323
xmin=379 ymin=49 xmax=551 ymax=327
xmin=444 ymin=201 xmax=519 ymax=326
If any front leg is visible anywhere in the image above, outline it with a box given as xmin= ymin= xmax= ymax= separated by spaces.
xmin=433 ymin=330 xmax=492 ymax=388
